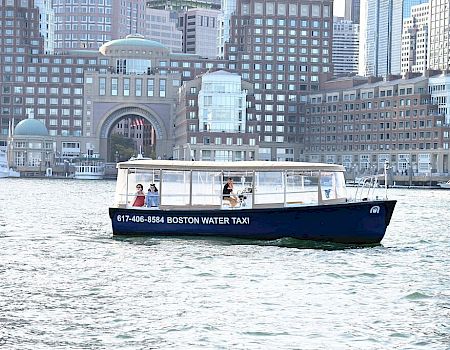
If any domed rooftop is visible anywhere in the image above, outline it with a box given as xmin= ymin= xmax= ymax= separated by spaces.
xmin=14 ymin=119 xmax=49 ymax=137
xmin=99 ymin=34 xmax=167 ymax=55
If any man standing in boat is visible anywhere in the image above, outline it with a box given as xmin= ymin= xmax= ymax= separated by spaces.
xmin=223 ymin=177 xmax=239 ymax=207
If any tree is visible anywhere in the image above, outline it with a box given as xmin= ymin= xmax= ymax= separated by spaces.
xmin=110 ymin=133 xmax=135 ymax=161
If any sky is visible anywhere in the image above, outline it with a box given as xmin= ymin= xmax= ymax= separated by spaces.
xmin=334 ymin=0 xmax=345 ymax=17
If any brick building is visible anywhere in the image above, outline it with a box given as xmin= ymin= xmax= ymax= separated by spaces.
xmin=306 ymin=73 xmax=450 ymax=175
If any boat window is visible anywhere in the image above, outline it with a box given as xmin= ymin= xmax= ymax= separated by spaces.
xmin=285 ymin=171 xmax=317 ymax=205
xmin=114 ymin=168 xmax=160 ymax=207
xmin=254 ymin=171 xmax=284 ymax=204
xmin=191 ymin=171 xmax=222 ymax=206
xmin=319 ymin=171 xmax=347 ymax=202
xmin=160 ymin=170 xmax=190 ymax=206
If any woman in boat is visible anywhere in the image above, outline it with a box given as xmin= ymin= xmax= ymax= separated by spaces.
xmin=223 ymin=177 xmax=239 ymax=207
xmin=145 ymin=183 xmax=159 ymax=207
xmin=132 ymin=184 xmax=145 ymax=207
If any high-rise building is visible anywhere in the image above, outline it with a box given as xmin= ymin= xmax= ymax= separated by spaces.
xmin=35 ymin=0 xmax=55 ymax=54
xmin=359 ymin=0 xmax=433 ymax=77
xmin=359 ymin=0 xmax=403 ymax=77
xmin=143 ymin=8 xmax=183 ymax=53
xmin=53 ymin=0 xmax=147 ymax=52
xmin=217 ymin=0 xmax=237 ymax=58
xmin=344 ymin=0 xmax=360 ymax=24
xmin=178 ymin=8 xmax=221 ymax=58
xmin=401 ymin=2 xmax=429 ymax=75
xmin=402 ymin=0 xmax=428 ymax=18
xmin=332 ymin=17 xmax=359 ymax=76
xmin=225 ymin=0 xmax=334 ymax=161
xmin=428 ymin=0 xmax=450 ymax=71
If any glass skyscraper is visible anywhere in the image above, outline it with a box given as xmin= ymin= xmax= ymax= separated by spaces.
xmin=359 ymin=0 xmax=428 ymax=76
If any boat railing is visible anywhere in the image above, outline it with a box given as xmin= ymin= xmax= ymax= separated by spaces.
xmin=351 ymin=175 xmax=385 ymax=202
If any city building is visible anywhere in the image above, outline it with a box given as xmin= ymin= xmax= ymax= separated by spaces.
xmin=402 ymin=0 xmax=429 ymax=18
xmin=344 ymin=0 xmax=360 ymax=24
xmin=3 ymin=0 xmax=449 ymax=179
xmin=308 ymin=72 xmax=450 ymax=175
xmin=224 ymin=0 xmax=334 ymax=161
xmin=9 ymin=117 xmax=56 ymax=177
xmin=217 ymin=0 xmax=237 ymax=58
xmin=429 ymin=73 xmax=450 ymax=125
xmin=359 ymin=0 xmax=403 ymax=77
xmin=52 ymin=0 xmax=147 ymax=52
xmin=174 ymin=70 xmax=258 ymax=161
xmin=83 ymin=34 xmax=182 ymax=159
xmin=143 ymin=8 xmax=183 ymax=53
xmin=332 ymin=17 xmax=359 ymax=76
xmin=428 ymin=0 xmax=450 ymax=71
xmin=401 ymin=2 xmax=430 ymax=75
xmin=178 ymin=7 xmax=221 ymax=58
xmin=35 ymin=0 xmax=55 ymax=54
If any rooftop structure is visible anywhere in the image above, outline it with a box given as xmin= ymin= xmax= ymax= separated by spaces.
xmin=14 ymin=119 xmax=49 ymax=137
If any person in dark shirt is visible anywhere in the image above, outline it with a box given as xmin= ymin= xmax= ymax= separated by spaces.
xmin=222 ymin=177 xmax=239 ymax=207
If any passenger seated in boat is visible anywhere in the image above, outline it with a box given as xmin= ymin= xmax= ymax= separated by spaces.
xmin=223 ymin=177 xmax=239 ymax=207
xmin=132 ymin=184 xmax=145 ymax=207
xmin=145 ymin=183 xmax=159 ymax=207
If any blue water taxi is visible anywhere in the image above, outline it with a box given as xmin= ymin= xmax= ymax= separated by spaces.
xmin=109 ymin=160 xmax=396 ymax=244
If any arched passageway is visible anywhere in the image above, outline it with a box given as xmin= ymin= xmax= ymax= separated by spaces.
xmin=97 ymin=105 xmax=173 ymax=161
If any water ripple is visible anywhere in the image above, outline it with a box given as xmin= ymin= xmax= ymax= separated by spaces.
xmin=0 ymin=180 xmax=449 ymax=349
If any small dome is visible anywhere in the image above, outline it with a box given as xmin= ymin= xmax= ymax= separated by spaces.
xmin=99 ymin=35 xmax=167 ymax=55
xmin=14 ymin=119 xmax=49 ymax=136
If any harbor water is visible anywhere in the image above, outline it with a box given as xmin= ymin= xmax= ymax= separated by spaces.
xmin=0 ymin=178 xmax=449 ymax=349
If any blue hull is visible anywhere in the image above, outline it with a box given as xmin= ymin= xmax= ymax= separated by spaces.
xmin=109 ymin=200 xmax=396 ymax=244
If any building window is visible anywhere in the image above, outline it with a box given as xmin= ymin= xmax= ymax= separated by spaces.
xmin=159 ymin=79 xmax=166 ymax=98
xmin=136 ymin=78 xmax=142 ymax=97
xmin=99 ymin=77 xmax=106 ymax=96
xmin=147 ymin=79 xmax=154 ymax=97
xmin=111 ymin=78 xmax=118 ymax=96
xmin=123 ymin=78 xmax=130 ymax=96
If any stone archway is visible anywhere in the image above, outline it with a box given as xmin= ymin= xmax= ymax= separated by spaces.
xmin=97 ymin=105 xmax=173 ymax=160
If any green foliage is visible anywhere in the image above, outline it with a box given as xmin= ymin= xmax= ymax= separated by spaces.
xmin=110 ymin=133 xmax=135 ymax=161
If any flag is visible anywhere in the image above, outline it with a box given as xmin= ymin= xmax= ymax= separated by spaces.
xmin=130 ymin=118 xmax=144 ymax=128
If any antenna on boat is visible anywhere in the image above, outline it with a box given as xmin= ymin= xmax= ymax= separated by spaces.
xmin=384 ymin=161 xmax=389 ymax=199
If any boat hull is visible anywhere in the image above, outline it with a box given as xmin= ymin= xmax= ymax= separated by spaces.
xmin=109 ymin=200 xmax=396 ymax=244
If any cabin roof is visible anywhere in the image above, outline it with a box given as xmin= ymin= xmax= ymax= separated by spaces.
xmin=117 ymin=160 xmax=345 ymax=172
